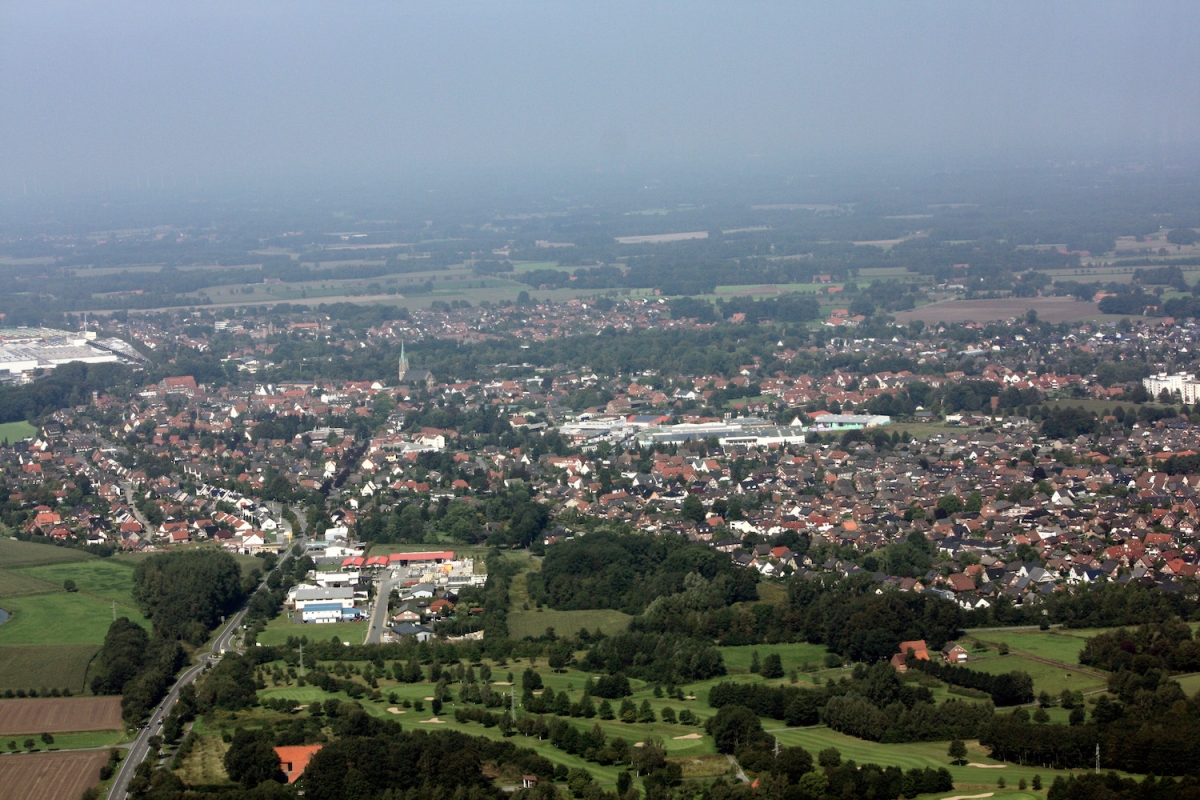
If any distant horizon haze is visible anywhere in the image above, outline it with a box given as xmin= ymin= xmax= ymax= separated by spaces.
xmin=2 ymin=1 xmax=1199 ymax=196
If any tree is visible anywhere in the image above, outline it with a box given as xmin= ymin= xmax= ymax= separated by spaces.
xmin=223 ymin=728 xmax=285 ymax=788
xmin=631 ymin=736 xmax=667 ymax=776
xmin=705 ymin=705 xmax=763 ymax=754
xmin=39 ymin=732 xmax=53 ymax=745
xmin=63 ymin=579 xmax=77 ymax=593
xmin=131 ymin=549 xmax=245 ymax=642
xmin=794 ymin=771 xmax=827 ymax=800
xmin=749 ymin=650 xmax=761 ymax=674
xmin=775 ymin=746 xmax=814 ymax=783
xmin=681 ymin=494 xmax=705 ymax=524
xmin=761 ymin=653 xmax=784 ymax=679
xmin=948 ymin=739 xmax=967 ymax=764
xmin=936 ymin=495 xmax=964 ymax=516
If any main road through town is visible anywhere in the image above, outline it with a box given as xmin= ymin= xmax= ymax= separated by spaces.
xmin=109 ymin=523 xmax=306 ymax=799
xmin=365 ymin=575 xmax=395 ymax=644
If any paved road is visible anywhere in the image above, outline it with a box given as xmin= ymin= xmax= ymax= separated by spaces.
xmin=365 ymin=575 xmax=395 ymax=644
xmin=109 ymin=535 xmax=302 ymax=800
xmin=121 ymin=482 xmax=151 ymax=531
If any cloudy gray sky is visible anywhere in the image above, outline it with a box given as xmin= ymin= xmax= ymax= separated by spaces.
xmin=2 ymin=1 xmax=1198 ymax=192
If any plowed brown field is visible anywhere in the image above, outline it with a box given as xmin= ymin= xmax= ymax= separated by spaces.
xmin=0 ymin=697 xmax=122 ymax=735
xmin=0 ymin=750 xmax=107 ymax=800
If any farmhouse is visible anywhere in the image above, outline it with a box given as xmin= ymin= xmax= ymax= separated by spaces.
xmin=275 ymin=744 xmax=323 ymax=784
xmin=889 ymin=639 xmax=930 ymax=672
xmin=941 ymin=641 xmax=969 ymax=664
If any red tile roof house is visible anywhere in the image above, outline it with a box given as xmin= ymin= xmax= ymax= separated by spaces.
xmin=275 ymin=744 xmax=322 ymax=784
xmin=890 ymin=639 xmax=930 ymax=672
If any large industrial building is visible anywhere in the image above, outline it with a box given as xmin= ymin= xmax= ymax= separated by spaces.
xmin=0 ymin=328 xmax=135 ymax=381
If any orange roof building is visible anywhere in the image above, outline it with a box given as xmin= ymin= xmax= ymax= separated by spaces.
xmin=890 ymin=639 xmax=930 ymax=672
xmin=275 ymin=744 xmax=322 ymax=784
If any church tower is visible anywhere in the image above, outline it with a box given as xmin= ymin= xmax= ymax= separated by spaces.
xmin=398 ymin=341 xmax=410 ymax=381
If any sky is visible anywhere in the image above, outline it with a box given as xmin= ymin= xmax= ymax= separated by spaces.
xmin=1 ymin=1 xmax=1199 ymax=194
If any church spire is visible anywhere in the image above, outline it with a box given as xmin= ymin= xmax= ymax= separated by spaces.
xmin=399 ymin=340 xmax=409 ymax=380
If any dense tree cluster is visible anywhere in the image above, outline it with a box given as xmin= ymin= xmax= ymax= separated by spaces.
xmin=909 ymin=660 xmax=1034 ymax=706
xmin=579 ymin=631 xmax=726 ymax=684
xmin=709 ymin=663 xmax=995 ymax=744
xmin=89 ymin=617 xmax=186 ymax=723
xmin=528 ymin=530 xmax=758 ymax=614
xmin=1079 ymin=620 xmax=1200 ymax=673
xmin=131 ymin=549 xmax=248 ymax=643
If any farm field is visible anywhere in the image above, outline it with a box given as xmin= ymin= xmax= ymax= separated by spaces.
xmin=0 ymin=591 xmax=147 ymax=646
xmin=0 ymin=697 xmax=123 ymax=735
xmin=0 ymin=749 xmax=109 ymax=800
xmin=507 ymin=609 xmax=631 ymax=640
xmin=0 ymin=539 xmax=94 ymax=569
xmin=892 ymin=296 xmax=1102 ymax=325
xmin=0 ymin=645 xmax=101 ymax=694
xmin=0 ymin=421 xmax=36 ymax=444
xmin=18 ymin=559 xmax=139 ymax=608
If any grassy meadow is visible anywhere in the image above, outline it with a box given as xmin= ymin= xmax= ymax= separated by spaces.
xmin=0 ymin=539 xmax=94 ymax=569
xmin=18 ymin=559 xmax=141 ymax=609
xmin=0 ymin=421 xmax=37 ymax=444
xmin=253 ymin=615 xmax=368 ymax=647
xmin=0 ymin=591 xmax=147 ymax=646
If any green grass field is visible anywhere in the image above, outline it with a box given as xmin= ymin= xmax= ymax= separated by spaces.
xmin=18 ymin=560 xmax=139 ymax=608
xmin=0 ymin=644 xmax=101 ymax=693
xmin=0 ymin=539 xmax=94 ymax=569
xmin=225 ymin=642 xmax=1142 ymax=797
xmin=773 ymin=726 xmax=1084 ymax=794
xmin=8 ymin=730 xmax=129 ymax=749
xmin=0 ymin=570 xmax=64 ymax=599
xmin=1176 ymin=672 xmax=1200 ymax=696
xmin=718 ymin=643 xmax=834 ymax=674
xmin=0 ymin=421 xmax=37 ymax=444
xmin=254 ymin=615 xmax=368 ymax=647
xmin=963 ymin=653 xmax=1105 ymax=699
xmin=507 ymin=609 xmax=631 ymax=640
xmin=0 ymin=591 xmax=147 ymax=646
xmin=966 ymin=628 xmax=1100 ymax=666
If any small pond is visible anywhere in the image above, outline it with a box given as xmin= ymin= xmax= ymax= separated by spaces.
xmin=0 ymin=609 xmax=8 ymax=624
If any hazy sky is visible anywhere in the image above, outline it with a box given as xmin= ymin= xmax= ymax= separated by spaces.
xmin=2 ymin=1 xmax=1198 ymax=193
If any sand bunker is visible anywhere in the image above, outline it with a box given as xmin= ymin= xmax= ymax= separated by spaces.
xmin=387 ymin=707 xmax=407 ymax=714
xmin=938 ymin=794 xmax=993 ymax=800
xmin=966 ymin=763 xmax=1006 ymax=769
xmin=421 ymin=717 xmax=445 ymax=724
xmin=673 ymin=733 xmax=703 ymax=740
xmin=423 ymin=696 xmax=435 ymax=701
xmin=493 ymin=681 xmax=513 ymax=686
